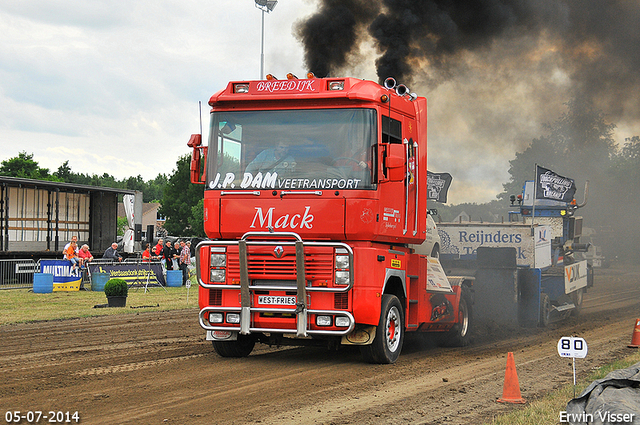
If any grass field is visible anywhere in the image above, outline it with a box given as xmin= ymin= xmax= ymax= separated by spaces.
xmin=0 ymin=278 xmax=198 ymax=325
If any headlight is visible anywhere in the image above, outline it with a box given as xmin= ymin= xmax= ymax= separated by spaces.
xmin=209 ymin=312 xmax=223 ymax=324
xmin=211 ymin=269 xmax=226 ymax=282
xmin=335 ymin=255 xmax=349 ymax=270
xmin=335 ymin=316 xmax=350 ymax=327
xmin=226 ymin=313 xmax=240 ymax=324
xmin=210 ymin=253 xmax=226 ymax=267
xmin=316 ymin=315 xmax=332 ymax=326
xmin=335 ymin=270 xmax=350 ymax=285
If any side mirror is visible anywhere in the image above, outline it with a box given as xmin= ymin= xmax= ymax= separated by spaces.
xmin=188 ymin=134 xmax=207 ymax=184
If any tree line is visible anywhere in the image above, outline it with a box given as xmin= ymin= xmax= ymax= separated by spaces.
xmin=2 ymin=96 xmax=638 ymax=260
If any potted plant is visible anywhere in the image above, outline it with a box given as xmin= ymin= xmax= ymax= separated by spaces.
xmin=104 ymin=278 xmax=128 ymax=307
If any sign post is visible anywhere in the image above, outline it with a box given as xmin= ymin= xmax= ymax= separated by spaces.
xmin=557 ymin=336 xmax=588 ymax=397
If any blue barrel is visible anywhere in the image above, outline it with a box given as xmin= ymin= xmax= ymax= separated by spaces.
xmin=33 ymin=273 xmax=54 ymax=293
xmin=92 ymin=272 xmax=110 ymax=291
xmin=166 ymin=270 xmax=183 ymax=287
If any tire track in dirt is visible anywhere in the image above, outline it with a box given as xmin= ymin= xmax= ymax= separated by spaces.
xmin=0 ymin=265 xmax=637 ymax=425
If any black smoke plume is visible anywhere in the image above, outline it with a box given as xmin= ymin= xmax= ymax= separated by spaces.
xmin=294 ymin=0 xmax=379 ymax=78
xmin=296 ymin=0 xmax=640 ymax=117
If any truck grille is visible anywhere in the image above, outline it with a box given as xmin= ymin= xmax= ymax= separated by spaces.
xmin=226 ymin=246 xmax=334 ymax=282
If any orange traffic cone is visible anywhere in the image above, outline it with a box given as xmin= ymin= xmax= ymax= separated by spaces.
xmin=497 ymin=352 xmax=526 ymax=404
xmin=628 ymin=319 xmax=640 ymax=348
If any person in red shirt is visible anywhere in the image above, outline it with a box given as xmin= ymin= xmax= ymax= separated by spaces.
xmin=154 ymin=239 xmax=164 ymax=256
xmin=142 ymin=243 xmax=152 ymax=262
xmin=78 ymin=244 xmax=93 ymax=267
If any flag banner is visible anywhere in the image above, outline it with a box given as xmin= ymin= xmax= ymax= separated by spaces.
xmin=535 ymin=166 xmax=576 ymax=202
xmin=427 ymin=171 xmax=452 ymax=203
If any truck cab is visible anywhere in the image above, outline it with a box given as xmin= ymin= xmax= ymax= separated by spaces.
xmin=189 ymin=76 xmax=470 ymax=363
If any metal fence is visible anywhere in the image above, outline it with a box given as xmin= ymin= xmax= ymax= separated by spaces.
xmin=0 ymin=259 xmax=39 ymax=290
xmin=0 ymin=258 xmax=132 ymax=290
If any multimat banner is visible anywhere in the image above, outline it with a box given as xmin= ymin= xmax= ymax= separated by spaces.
xmin=40 ymin=260 xmax=82 ymax=291
xmin=89 ymin=263 xmax=166 ymax=286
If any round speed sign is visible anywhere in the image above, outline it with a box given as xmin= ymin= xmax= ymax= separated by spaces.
xmin=557 ymin=337 xmax=588 ymax=358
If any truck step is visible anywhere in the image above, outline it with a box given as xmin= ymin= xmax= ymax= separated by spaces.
xmin=553 ymin=303 xmax=575 ymax=312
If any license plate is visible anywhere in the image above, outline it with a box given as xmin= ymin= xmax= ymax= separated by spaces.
xmin=258 ymin=295 xmax=297 ymax=306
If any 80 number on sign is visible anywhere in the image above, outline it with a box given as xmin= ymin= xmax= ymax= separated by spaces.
xmin=557 ymin=336 xmax=588 ymax=358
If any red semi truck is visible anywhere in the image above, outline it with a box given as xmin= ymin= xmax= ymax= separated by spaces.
xmin=188 ymin=75 xmax=472 ymax=363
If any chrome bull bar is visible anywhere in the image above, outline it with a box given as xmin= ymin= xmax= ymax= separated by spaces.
xmin=195 ymin=231 xmax=354 ymax=338
xmin=199 ymin=306 xmax=356 ymax=336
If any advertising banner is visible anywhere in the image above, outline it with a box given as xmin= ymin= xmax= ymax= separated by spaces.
xmin=438 ymin=223 xmax=552 ymax=268
xmin=564 ymin=260 xmax=588 ymax=294
xmin=40 ymin=260 xmax=82 ymax=291
xmin=89 ymin=263 xmax=166 ymax=286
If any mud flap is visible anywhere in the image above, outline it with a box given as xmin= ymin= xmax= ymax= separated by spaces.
xmin=473 ymin=247 xmax=539 ymax=329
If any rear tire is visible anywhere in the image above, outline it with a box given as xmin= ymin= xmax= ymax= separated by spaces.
xmin=570 ymin=288 xmax=583 ymax=316
xmin=360 ymin=295 xmax=404 ymax=364
xmin=440 ymin=291 xmax=472 ymax=347
xmin=213 ymin=335 xmax=255 ymax=357
xmin=539 ymin=293 xmax=551 ymax=327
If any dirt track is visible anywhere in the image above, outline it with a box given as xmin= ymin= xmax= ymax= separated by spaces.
xmin=1 ymin=265 xmax=639 ymax=425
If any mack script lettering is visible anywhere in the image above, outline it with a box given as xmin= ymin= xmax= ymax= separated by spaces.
xmin=250 ymin=206 xmax=314 ymax=230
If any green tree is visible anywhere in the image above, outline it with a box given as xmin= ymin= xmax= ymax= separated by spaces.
xmin=117 ymin=216 xmax=129 ymax=236
xmin=0 ymin=152 xmax=59 ymax=181
xmin=160 ymin=155 xmax=205 ymax=236
xmin=500 ymin=96 xmax=616 ymax=200
xmin=189 ymin=198 xmax=205 ymax=237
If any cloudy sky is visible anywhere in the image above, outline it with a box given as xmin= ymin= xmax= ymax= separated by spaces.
xmin=1 ymin=1 xmax=638 ymax=204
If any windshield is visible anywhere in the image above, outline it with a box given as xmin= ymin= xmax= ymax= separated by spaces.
xmin=206 ymin=109 xmax=376 ymax=191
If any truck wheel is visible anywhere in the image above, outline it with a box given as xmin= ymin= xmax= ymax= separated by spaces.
xmin=360 ymin=295 xmax=404 ymax=364
xmin=440 ymin=292 xmax=472 ymax=347
xmin=570 ymin=288 xmax=583 ymax=316
xmin=213 ymin=335 xmax=255 ymax=357
xmin=539 ymin=293 xmax=551 ymax=327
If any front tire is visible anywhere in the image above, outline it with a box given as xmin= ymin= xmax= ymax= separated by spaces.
xmin=361 ymin=295 xmax=404 ymax=364
xmin=213 ymin=334 xmax=255 ymax=357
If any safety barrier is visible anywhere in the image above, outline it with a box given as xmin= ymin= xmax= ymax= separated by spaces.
xmin=0 ymin=259 xmax=39 ymax=289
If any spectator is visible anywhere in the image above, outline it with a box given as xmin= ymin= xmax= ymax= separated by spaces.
xmin=172 ymin=241 xmax=181 ymax=270
xmin=66 ymin=240 xmax=81 ymax=270
xmin=161 ymin=240 xmax=173 ymax=271
xmin=179 ymin=240 xmax=191 ymax=285
xmin=78 ymin=244 xmax=93 ymax=266
xmin=142 ymin=243 xmax=152 ymax=262
xmin=63 ymin=235 xmax=78 ymax=260
xmin=154 ymin=238 xmax=164 ymax=256
xmin=103 ymin=242 xmax=123 ymax=262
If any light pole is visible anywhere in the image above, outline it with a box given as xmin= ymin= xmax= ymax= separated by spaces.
xmin=255 ymin=0 xmax=277 ymax=80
